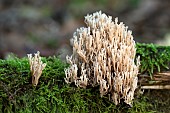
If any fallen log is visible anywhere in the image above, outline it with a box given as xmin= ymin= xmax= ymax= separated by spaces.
xmin=139 ymin=71 xmax=170 ymax=89
xmin=136 ymin=43 xmax=170 ymax=89
xmin=141 ymin=85 xmax=170 ymax=89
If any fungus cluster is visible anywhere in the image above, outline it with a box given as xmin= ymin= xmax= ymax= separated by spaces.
xmin=65 ymin=11 xmax=140 ymax=105
xmin=28 ymin=51 xmax=46 ymax=86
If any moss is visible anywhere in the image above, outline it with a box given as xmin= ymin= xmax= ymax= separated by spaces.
xmin=1 ymin=43 xmax=170 ymax=112
xmin=144 ymin=90 xmax=170 ymax=113
xmin=0 ymin=56 xmax=156 ymax=113
xmin=136 ymin=43 xmax=170 ymax=77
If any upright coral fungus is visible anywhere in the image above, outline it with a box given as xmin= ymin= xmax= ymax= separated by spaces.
xmin=28 ymin=51 xmax=46 ymax=86
xmin=65 ymin=11 xmax=140 ymax=105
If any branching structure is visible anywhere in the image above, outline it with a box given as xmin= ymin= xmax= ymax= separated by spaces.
xmin=28 ymin=51 xmax=46 ymax=86
xmin=65 ymin=11 xmax=140 ymax=105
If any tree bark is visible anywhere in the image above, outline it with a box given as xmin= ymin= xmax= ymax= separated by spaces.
xmin=138 ymin=71 xmax=170 ymax=89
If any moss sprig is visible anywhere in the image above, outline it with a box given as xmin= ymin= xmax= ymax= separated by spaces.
xmin=136 ymin=43 xmax=170 ymax=77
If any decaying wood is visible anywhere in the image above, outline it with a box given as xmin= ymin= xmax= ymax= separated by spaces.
xmin=138 ymin=71 xmax=170 ymax=89
xmin=141 ymin=85 xmax=170 ymax=89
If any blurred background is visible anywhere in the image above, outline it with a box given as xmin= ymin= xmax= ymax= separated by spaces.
xmin=0 ymin=0 xmax=170 ymax=59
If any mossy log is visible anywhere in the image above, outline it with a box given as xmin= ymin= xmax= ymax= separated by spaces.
xmin=136 ymin=43 xmax=170 ymax=89
xmin=0 ymin=56 xmax=152 ymax=113
xmin=0 ymin=43 xmax=170 ymax=112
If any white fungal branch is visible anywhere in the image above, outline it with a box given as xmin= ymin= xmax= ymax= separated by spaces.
xmin=65 ymin=11 xmax=140 ymax=105
xmin=28 ymin=51 xmax=46 ymax=86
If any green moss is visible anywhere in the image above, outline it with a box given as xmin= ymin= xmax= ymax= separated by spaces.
xmin=1 ymin=43 xmax=170 ymax=112
xmin=136 ymin=43 xmax=170 ymax=77
xmin=0 ymin=56 xmax=156 ymax=113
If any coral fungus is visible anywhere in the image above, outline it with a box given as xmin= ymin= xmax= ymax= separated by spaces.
xmin=65 ymin=11 xmax=140 ymax=105
xmin=28 ymin=51 xmax=46 ymax=86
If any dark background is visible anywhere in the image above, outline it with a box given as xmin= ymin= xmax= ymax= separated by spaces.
xmin=0 ymin=0 xmax=170 ymax=59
